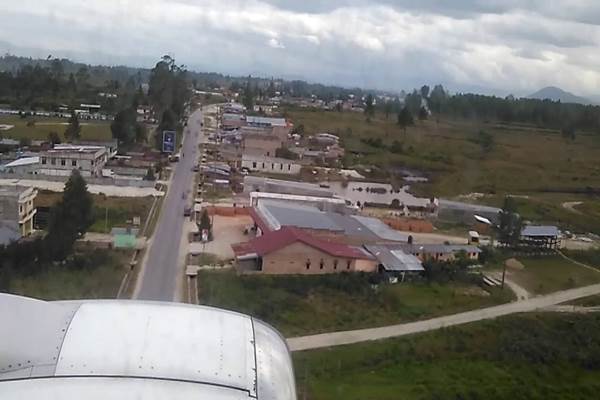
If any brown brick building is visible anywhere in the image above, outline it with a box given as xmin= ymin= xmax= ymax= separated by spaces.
xmin=232 ymin=227 xmax=376 ymax=275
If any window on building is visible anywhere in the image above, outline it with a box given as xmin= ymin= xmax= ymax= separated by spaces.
xmin=271 ymin=163 xmax=274 ymax=169
xmin=306 ymin=259 xmax=311 ymax=270
xmin=280 ymin=163 xmax=283 ymax=170
xmin=252 ymin=162 xmax=257 ymax=168
xmin=60 ymin=159 xmax=66 ymax=166
xmin=91 ymin=160 xmax=95 ymax=166
xmin=72 ymin=160 xmax=77 ymax=167
xmin=262 ymin=162 xmax=265 ymax=169
xmin=267 ymin=152 xmax=270 ymax=156
xmin=288 ymin=164 xmax=291 ymax=171
xmin=319 ymin=259 xmax=324 ymax=269
xmin=41 ymin=157 xmax=47 ymax=165
xmin=347 ymin=260 xmax=351 ymax=269
xmin=19 ymin=205 xmax=23 ymax=213
xmin=50 ymin=158 xmax=56 ymax=165
xmin=333 ymin=260 xmax=338 ymax=269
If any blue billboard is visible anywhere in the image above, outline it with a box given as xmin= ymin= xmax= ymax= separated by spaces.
xmin=162 ymin=130 xmax=176 ymax=153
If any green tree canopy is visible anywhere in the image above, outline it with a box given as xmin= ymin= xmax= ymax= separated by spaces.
xmin=64 ymin=110 xmax=81 ymax=141
xmin=498 ymin=196 xmax=522 ymax=247
xmin=364 ymin=94 xmax=375 ymax=119
xmin=46 ymin=170 xmax=93 ymax=259
xmin=397 ymin=106 xmax=414 ymax=134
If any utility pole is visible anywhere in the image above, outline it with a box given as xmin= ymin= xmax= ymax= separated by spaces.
xmin=104 ymin=201 xmax=108 ymax=233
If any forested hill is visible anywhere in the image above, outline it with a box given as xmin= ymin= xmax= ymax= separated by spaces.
xmin=2 ymin=53 xmax=600 ymax=135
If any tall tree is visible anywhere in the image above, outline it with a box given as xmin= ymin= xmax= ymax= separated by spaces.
xmin=429 ymin=84 xmax=447 ymax=114
xmin=364 ymin=94 xmax=375 ymax=120
xmin=243 ymin=76 xmax=254 ymax=111
xmin=397 ymin=106 xmax=414 ymax=135
xmin=111 ymin=107 xmax=142 ymax=145
xmin=405 ymin=90 xmax=422 ymax=114
xmin=498 ymin=197 xmax=522 ymax=247
xmin=64 ymin=110 xmax=81 ymax=141
xmin=420 ymin=85 xmax=430 ymax=99
xmin=383 ymin=101 xmax=393 ymax=120
xmin=46 ymin=170 xmax=93 ymax=259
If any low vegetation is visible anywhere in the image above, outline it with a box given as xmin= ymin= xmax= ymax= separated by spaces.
xmin=35 ymin=190 xmax=154 ymax=234
xmin=563 ymin=249 xmax=600 ymax=269
xmin=506 ymin=255 xmax=600 ymax=295
xmin=8 ymin=247 xmax=127 ymax=300
xmin=293 ymin=313 xmax=600 ymax=400
xmin=198 ymin=271 xmax=512 ymax=336
xmin=0 ymin=115 xmax=112 ymax=141
xmin=285 ymin=108 xmax=600 ymax=199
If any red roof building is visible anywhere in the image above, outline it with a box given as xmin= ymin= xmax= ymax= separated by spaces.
xmin=232 ymin=227 xmax=376 ymax=275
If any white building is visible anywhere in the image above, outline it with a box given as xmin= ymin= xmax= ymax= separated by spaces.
xmin=0 ymin=185 xmax=37 ymax=240
xmin=241 ymin=155 xmax=301 ymax=175
xmin=39 ymin=145 xmax=108 ymax=177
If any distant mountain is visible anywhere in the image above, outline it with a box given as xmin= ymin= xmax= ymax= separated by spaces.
xmin=527 ymin=86 xmax=593 ymax=105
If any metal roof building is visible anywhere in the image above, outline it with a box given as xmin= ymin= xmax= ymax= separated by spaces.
xmin=257 ymin=200 xmax=343 ymax=232
xmin=246 ymin=116 xmax=287 ymax=127
xmin=364 ymin=245 xmax=424 ymax=272
xmin=521 ymin=225 xmax=560 ymax=237
xmin=252 ymin=200 xmax=409 ymax=243
xmin=243 ymin=176 xmax=335 ymax=198
xmin=0 ymin=294 xmax=297 ymax=400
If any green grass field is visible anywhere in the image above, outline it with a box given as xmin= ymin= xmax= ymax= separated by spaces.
xmin=507 ymin=255 xmax=600 ymax=294
xmin=476 ymin=193 xmax=600 ymax=234
xmin=35 ymin=191 xmax=154 ymax=233
xmin=8 ymin=248 xmax=127 ymax=300
xmin=293 ymin=313 xmax=600 ymax=400
xmin=198 ymin=271 xmax=512 ymax=336
xmin=285 ymin=108 xmax=600 ymax=198
xmin=0 ymin=115 xmax=112 ymax=141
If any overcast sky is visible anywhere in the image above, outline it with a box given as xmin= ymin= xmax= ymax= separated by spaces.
xmin=1 ymin=0 xmax=599 ymax=96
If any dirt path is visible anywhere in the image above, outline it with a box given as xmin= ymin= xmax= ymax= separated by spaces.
xmin=562 ymin=201 xmax=583 ymax=214
xmin=488 ymin=271 xmax=531 ymax=301
xmin=287 ymin=282 xmax=600 ymax=351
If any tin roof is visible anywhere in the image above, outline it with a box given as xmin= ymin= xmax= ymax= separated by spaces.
xmin=521 ymin=225 xmax=560 ymax=237
xmin=364 ymin=245 xmax=423 ymax=272
xmin=233 ymin=227 xmax=374 ymax=260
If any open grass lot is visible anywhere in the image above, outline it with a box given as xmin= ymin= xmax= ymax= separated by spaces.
xmin=35 ymin=190 xmax=154 ymax=233
xmin=8 ymin=247 xmax=127 ymax=300
xmin=285 ymin=108 xmax=600 ymax=198
xmin=507 ymin=255 xmax=600 ymax=295
xmin=476 ymin=193 xmax=600 ymax=234
xmin=293 ymin=313 xmax=600 ymax=400
xmin=0 ymin=115 xmax=112 ymax=141
xmin=197 ymin=271 xmax=512 ymax=336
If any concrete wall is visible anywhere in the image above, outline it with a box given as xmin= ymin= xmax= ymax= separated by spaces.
xmin=0 ymin=172 xmax=156 ymax=188
xmin=0 ymin=194 xmax=18 ymax=220
xmin=243 ymin=136 xmax=281 ymax=158
xmin=383 ymin=217 xmax=434 ymax=233
xmin=242 ymin=158 xmax=301 ymax=175
xmin=205 ymin=206 xmax=249 ymax=217
xmin=260 ymin=241 xmax=376 ymax=275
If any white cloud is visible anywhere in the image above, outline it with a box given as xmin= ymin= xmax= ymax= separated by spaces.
xmin=0 ymin=0 xmax=598 ymax=96
xmin=267 ymin=38 xmax=285 ymax=49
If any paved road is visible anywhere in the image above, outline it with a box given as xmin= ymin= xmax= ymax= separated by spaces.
xmin=287 ymin=282 xmax=600 ymax=351
xmin=135 ymin=108 xmax=203 ymax=301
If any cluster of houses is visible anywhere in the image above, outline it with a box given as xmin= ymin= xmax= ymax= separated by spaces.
xmin=228 ymin=179 xmax=563 ymax=278
xmin=228 ymin=177 xmax=482 ymax=279
xmin=0 ymin=139 xmax=166 ymax=184
xmin=199 ymin=101 xmax=564 ymax=280
xmin=213 ymin=103 xmax=348 ymax=177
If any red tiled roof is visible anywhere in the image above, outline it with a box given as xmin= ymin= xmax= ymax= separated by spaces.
xmin=232 ymin=227 xmax=374 ymax=260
